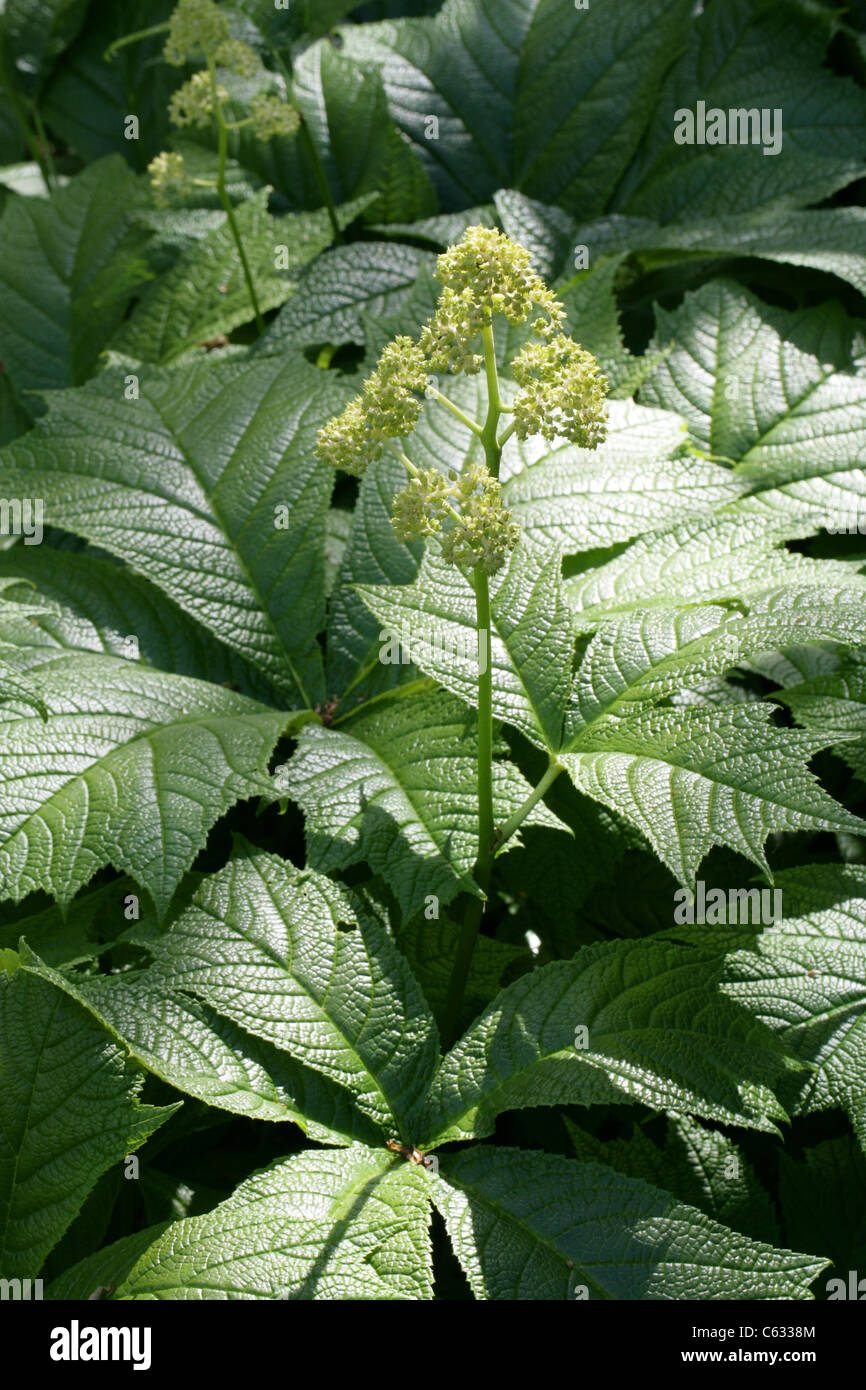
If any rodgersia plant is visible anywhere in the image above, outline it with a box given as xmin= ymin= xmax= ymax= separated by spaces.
xmin=317 ymin=226 xmax=609 ymax=1041
xmin=119 ymin=0 xmax=303 ymax=330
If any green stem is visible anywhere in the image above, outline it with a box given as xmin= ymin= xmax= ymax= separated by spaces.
xmin=428 ymin=387 xmax=484 ymax=436
xmin=442 ymin=562 xmax=495 ymax=1050
xmin=104 ymin=21 xmax=171 ymax=62
xmin=30 ymin=105 xmax=57 ymax=190
xmin=299 ymin=119 xmax=344 ymax=245
xmin=492 ymin=757 xmax=564 ymax=854
xmin=256 ymin=31 xmax=343 ymax=245
xmin=480 ymin=324 xmax=503 ymax=479
xmin=497 ymin=419 xmax=517 ymax=450
xmin=210 ymin=62 xmax=265 ymax=336
xmin=0 ymin=37 xmax=52 ymax=189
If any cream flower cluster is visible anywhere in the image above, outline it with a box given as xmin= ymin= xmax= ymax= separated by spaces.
xmin=316 ymin=225 xmax=609 ymax=574
xmin=150 ymin=0 xmax=301 ymax=203
xmin=394 ymin=463 xmax=520 ymax=574
xmin=315 ymin=339 xmax=429 ymax=477
xmin=511 ymin=336 xmax=608 ymax=445
xmin=420 ymin=226 xmax=566 ymax=374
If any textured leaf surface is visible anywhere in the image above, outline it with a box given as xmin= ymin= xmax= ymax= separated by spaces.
xmin=0 ymin=967 xmax=173 ymax=1279
xmin=357 ymin=540 xmax=574 ymax=750
xmin=341 ymin=0 xmax=693 ymax=214
xmin=259 ymin=241 xmax=433 ymax=351
xmin=0 ymin=545 xmax=274 ymax=696
xmin=713 ymin=865 xmax=866 ymax=1148
xmin=432 ymin=1146 xmax=824 ymax=1300
xmin=566 ymin=513 xmax=864 ymax=630
xmin=0 ymin=650 xmax=297 ymax=914
xmin=642 ymin=280 xmax=866 ymax=525
xmin=112 ymin=1145 xmax=432 ymax=1300
xmin=0 ymin=355 xmax=353 ymax=703
xmin=422 ymin=937 xmax=800 ymax=1147
xmin=26 ymin=843 xmax=438 ymax=1140
xmin=112 ymin=192 xmax=307 ymax=364
xmin=283 ymin=690 xmax=568 ymax=920
xmin=618 ymin=0 xmax=866 ymax=220
xmin=782 ymin=664 xmax=866 ymax=783
xmin=501 ymin=400 xmax=741 ymax=553
xmin=0 ymin=156 xmax=148 ymax=392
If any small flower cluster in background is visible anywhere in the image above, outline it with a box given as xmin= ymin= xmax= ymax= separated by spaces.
xmin=148 ymin=0 xmax=301 ymax=206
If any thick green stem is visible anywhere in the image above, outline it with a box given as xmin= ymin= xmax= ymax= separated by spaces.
xmin=442 ymin=562 xmax=495 ymax=1050
xmin=493 ymin=757 xmax=564 ymax=854
xmin=210 ymin=63 xmax=265 ymax=335
xmin=480 ymin=324 xmax=503 ymax=478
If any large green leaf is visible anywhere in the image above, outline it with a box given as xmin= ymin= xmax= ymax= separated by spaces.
xmin=110 ymin=1145 xmax=432 ymax=1300
xmin=422 ymin=936 xmax=801 ymax=1147
xmin=0 ymin=156 xmax=150 ymax=393
xmin=112 ymin=192 xmax=313 ymax=365
xmin=0 ymin=650 xmax=299 ymax=915
xmin=1 ymin=0 xmax=88 ymax=93
xmin=565 ymin=1115 xmax=779 ymax=1244
xmin=573 ymin=207 xmax=866 ymax=301
xmin=641 ymin=279 xmax=866 ymax=525
xmin=357 ymin=540 xmax=575 ymax=750
xmin=501 ymin=399 xmax=742 ymax=553
xmin=340 ymin=0 xmax=693 ymax=213
xmin=25 ymin=841 xmax=438 ymax=1138
xmin=617 ymin=0 xmax=866 ymax=220
xmin=283 ymin=689 xmax=568 ymax=920
xmin=259 ymin=241 xmax=434 ymax=353
xmin=0 ymin=965 xmax=174 ymax=1279
xmin=782 ymin=663 xmax=866 ymax=783
xmin=432 ymin=1145 xmax=825 ymax=1300
xmin=709 ymin=864 xmax=866 ymax=1147
xmin=325 ymin=452 xmax=423 ymax=706
xmin=566 ymin=513 xmax=865 ymax=630
xmin=0 ymin=545 xmax=274 ymax=697
xmin=0 ymin=354 xmax=353 ymax=703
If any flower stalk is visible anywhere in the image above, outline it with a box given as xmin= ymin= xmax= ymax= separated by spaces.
xmin=315 ymin=223 xmax=609 ymax=1047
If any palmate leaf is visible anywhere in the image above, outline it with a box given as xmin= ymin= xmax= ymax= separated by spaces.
xmin=565 ymin=512 xmax=865 ymax=630
xmin=258 ymin=241 xmax=434 ymax=353
xmin=641 ymin=279 xmax=866 ymax=525
xmin=112 ymin=192 xmax=315 ymax=365
xmin=326 ymin=452 xmax=423 ymax=706
xmin=565 ymin=1115 xmax=780 ymax=1245
xmin=24 ymin=841 xmax=439 ymax=1141
xmin=339 ymin=0 xmax=866 ymax=218
xmin=0 ymin=650 xmax=300 ymax=915
xmin=101 ymin=1145 xmax=433 ymax=1300
xmin=432 ymin=1146 xmax=824 ymax=1300
xmin=356 ymin=540 xmax=574 ymax=750
xmin=339 ymin=0 xmax=691 ymax=214
xmin=781 ymin=663 xmax=866 ymax=783
xmin=0 ymin=965 xmax=175 ymax=1280
xmin=572 ymin=207 xmax=866 ymax=302
xmin=0 ymin=353 xmax=354 ymax=704
xmin=421 ymin=935 xmax=802 ymax=1148
xmin=616 ymin=0 xmax=866 ymax=220
xmin=501 ymin=400 xmax=742 ymax=552
xmin=281 ymin=689 xmax=569 ymax=921
xmin=702 ymin=864 xmax=866 ymax=1148
xmin=0 ymin=545 xmax=275 ymax=698
xmin=0 ymin=156 xmax=150 ymax=394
